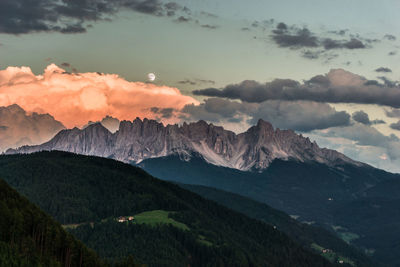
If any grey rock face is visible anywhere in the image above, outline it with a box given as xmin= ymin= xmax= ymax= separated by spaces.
xmin=7 ymin=118 xmax=361 ymax=171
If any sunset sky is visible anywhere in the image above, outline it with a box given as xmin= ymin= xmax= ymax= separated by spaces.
xmin=1 ymin=0 xmax=400 ymax=172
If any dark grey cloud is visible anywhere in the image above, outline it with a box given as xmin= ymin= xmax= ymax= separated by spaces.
xmin=390 ymin=121 xmax=400 ymax=131
xmin=181 ymin=98 xmax=350 ymax=132
xmin=352 ymin=111 xmax=370 ymax=125
xmin=323 ymin=38 xmax=365 ymax=50
xmin=272 ymin=27 xmax=318 ymax=48
xmin=328 ymin=29 xmax=348 ymax=36
xmin=302 ymin=50 xmax=323 ymax=60
xmin=200 ymin=11 xmax=218 ymax=18
xmin=181 ymin=98 xmax=246 ymax=123
xmin=201 ymin=24 xmax=218 ymax=30
xmin=343 ymin=38 xmax=366 ymax=49
xmin=151 ymin=107 xmax=175 ymax=119
xmin=0 ymin=0 xmax=188 ymax=34
xmin=301 ymin=50 xmax=339 ymax=62
xmin=384 ymin=34 xmax=396 ymax=41
xmin=178 ymin=79 xmax=215 ymax=86
xmin=385 ymin=108 xmax=400 ymax=118
xmin=271 ymin=22 xmax=367 ymax=53
xmin=193 ymin=69 xmax=400 ymax=108
xmin=375 ymin=67 xmax=392 ymax=73
xmin=60 ymin=62 xmax=78 ymax=73
xmin=61 ymin=62 xmax=71 ymax=68
xmin=175 ymin=16 xmax=191 ymax=23
xmin=163 ymin=2 xmax=183 ymax=17
xmin=164 ymin=2 xmax=181 ymax=11
xmin=247 ymin=101 xmax=350 ymax=132
xmin=377 ymin=76 xmax=398 ymax=87
xmin=178 ymin=80 xmax=196 ymax=85
xmin=251 ymin=21 xmax=259 ymax=28
xmin=352 ymin=110 xmax=385 ymax=125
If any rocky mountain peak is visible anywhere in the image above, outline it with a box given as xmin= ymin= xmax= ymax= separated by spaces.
xmin=4 ymin=104 xmax=25 ymax=114
xmin=256 ymin=119 xmax=274 ymax=132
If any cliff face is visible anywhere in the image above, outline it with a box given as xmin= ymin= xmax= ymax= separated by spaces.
xmin=8 ymin=118 xmax=361 ymax=171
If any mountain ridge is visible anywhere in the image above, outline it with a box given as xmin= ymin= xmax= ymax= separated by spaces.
xmin=6 ymin=117 xmax=362 ymax=171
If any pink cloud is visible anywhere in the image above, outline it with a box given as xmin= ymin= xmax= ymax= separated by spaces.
xmin=0 ymin=64 xmax=199 ymax=128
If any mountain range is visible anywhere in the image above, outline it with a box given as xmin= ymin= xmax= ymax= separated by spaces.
xmin=7 ymin=117 xmax=361 ymax=171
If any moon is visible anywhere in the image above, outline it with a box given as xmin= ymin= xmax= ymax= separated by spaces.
xmin=147 ymin=73 xmax=156 ymax=82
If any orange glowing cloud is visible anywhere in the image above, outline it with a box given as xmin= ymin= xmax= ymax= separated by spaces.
xmin=0 ymin=64 xmax=199 ymax=128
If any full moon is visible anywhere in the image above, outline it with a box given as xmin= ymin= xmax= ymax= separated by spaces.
xmin=147 ymin=73 xmax=156 ymax=81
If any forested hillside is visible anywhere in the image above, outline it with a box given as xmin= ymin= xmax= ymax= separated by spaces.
xmin=0 ymin=151 xmax=334 ymax=266
xmin=0 ymin=179 xmax=106 ymax=267
xmin=180 ymin=184 xmax=374 ymax=267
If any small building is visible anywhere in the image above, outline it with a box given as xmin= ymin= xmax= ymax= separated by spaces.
xmin=118 ymin=216 xmax=126 ymax=222
xmin=128 ymin=216 xmax=134 ymax=221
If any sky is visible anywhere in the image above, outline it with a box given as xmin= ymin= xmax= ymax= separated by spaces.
xmin=1 ymin=0 xmax=400 ymax=172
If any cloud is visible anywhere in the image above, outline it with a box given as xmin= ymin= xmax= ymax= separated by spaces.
xmin=377 ymin=76 xmax=397 ymax=87
xmin=248 ymin=100 xmax=350 ymax=132
xmin=181 ymin=98 xmax=350 ymax=132
xmin=178 ymin=78 xmax=215 ymax=86
xmin=0 ymin=104 xmax=65 ymax=151
xmin=0 ymin=0 xmax=187 ymax=34
xmin=384 ymin=34 xmax=396 ymax=41
xmin=60 ymin=62 xmax=78 ymax=73
xmin=150 ymin=107 xmax=175 ymax=119
xmin=0 ymin=64 xmax=198 ymax=128
xmin=322 ymin=38 xmax=365 ymax=49
xmin=388 ymin=51 xmax=397 ymax=56
xmin=271 ymin=22 xmax=367 ymax=52
xmin=328 ymin=29 xmax=348 ymax=36
xmin=375 ymin=67 xmax=392 ymax=73
xmin=306 ymin=129 xmax=400 ymax=172
xmin=272 ymin=26 xmax=318 ymax=48
xmin=181 ymin=98 xmax=248 ymax=123
xmin=316 ymin=123 xmax=400 ymax=161
xmin=390 ymin=121 xmax=400 ymax=131
xmin=352 ymin=110 xmax=371 ymax=125
xmin=200 ymin=11 xmax=218 ymax=18
xmin=385 ymin=108 xmax=400 ymax=118
xmin=175 ymin=16 xmax=191 ymax=23
xmin=201 ymin=24 xmax=218 ymax=30
xmin=352 ymin=110 xmax=385 ymax=125
xmin=193 ymin=69 xmax=400 ymax=108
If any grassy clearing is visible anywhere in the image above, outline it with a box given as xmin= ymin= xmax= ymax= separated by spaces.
xmin=311 ymin=243 xmax=355 ymax=266
xmin=339 ymin=232 xmax=359 ymax=244
xmin=133 ymin=210 xmax=189 ymax=231
xmin=331 ymin=225 xmax=359 ymax=244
